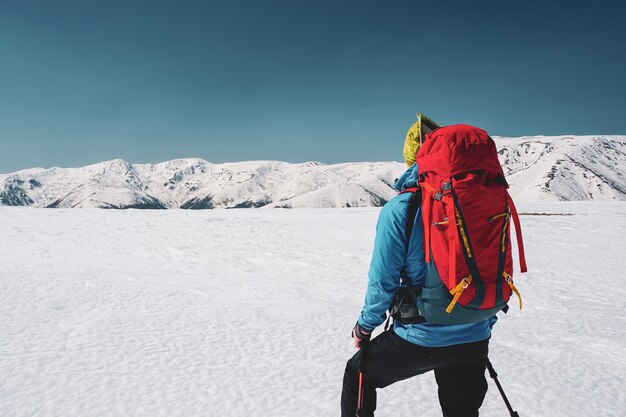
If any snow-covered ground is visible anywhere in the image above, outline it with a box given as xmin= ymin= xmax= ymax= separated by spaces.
xmin=1 ymin=204 xmax=625 ymax=417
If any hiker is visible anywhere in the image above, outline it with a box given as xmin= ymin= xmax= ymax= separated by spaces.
xmin=341 ymin=115 xmax=526 ymax=417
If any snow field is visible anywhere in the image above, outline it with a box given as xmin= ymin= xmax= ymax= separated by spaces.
xmin=1 ymin=203 xmax=625 ymax=416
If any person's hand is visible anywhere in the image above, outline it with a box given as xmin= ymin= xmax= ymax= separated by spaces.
xmin=352 ymin=322 xmax=372 ymax=349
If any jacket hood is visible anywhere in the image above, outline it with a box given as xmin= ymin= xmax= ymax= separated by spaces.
xmin=394 ymin=162 xmax=418 ymax=191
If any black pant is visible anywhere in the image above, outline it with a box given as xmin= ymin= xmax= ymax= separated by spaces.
xmin=341 ymin=330 xmax=489 ymax=417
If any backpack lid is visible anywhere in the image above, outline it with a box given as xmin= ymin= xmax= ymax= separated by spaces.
xmin=416 ymin=124 xmax=504 ymax=178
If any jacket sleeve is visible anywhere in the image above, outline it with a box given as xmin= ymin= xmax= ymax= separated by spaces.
xmin=357 ymin=199 xmax=408 ymax=331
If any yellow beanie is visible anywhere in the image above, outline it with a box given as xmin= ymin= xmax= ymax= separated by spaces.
xmin=403 ymin=113 xmax=440 ymax=166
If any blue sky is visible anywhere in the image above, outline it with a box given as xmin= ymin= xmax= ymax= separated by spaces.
xmin=1 ymin=0 xmax=625 ymax=172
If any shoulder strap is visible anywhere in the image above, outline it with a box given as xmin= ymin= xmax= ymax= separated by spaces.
xmin=399 ymin=188 xmax=422 ymax=284
xmin=403 ymin=188 xmax=421 ymax=251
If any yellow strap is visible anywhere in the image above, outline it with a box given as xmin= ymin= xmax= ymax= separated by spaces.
xmin=455 ymin=209 xmax=472 ymax=259
xmin=446 ymin=275 xmax=472 ymax=314
xmin=503 ymin=272 xmax=523 ymax=310
xmin=489 ymin=212 xmax=509 ymax=221
xmin=501 ymin=214 xmax=510 ymax=252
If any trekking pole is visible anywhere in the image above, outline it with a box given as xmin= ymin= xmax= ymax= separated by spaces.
xmin=486 ymin=359 xmax=520 ymax=417
xmin=356 ymin=343 xmax=369 ymax=417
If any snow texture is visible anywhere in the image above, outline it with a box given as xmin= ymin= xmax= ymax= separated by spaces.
xmin=1 ymin=203 xmax=625 ymax=416
xmin=1 ymin=135 xmax=625 ymax=209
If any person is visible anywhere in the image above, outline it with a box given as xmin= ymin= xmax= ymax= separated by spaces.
xmin=340 ymin=118 xmax=497 ymax=417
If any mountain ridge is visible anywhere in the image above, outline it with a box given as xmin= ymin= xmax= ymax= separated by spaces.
xmin=1 ymin=135 xmax=625 ymax=208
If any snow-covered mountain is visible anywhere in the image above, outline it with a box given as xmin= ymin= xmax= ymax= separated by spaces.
xmin=1 ymin=135 xmax=625 ymax=209
xmin=0 ymin=159 xmax=400 ymax=209
xmin=493 ymin=135 xmax=626 ymax=201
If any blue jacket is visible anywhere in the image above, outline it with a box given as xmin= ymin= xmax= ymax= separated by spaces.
xmin=357 ymin=163 xmax=496 ymax=347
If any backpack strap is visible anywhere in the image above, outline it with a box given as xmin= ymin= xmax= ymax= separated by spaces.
xmin=384 ymin=187 xmax=427 ymax=329
xmin=398 ymin=187 xmax=421 ymax=283
xmin=400 ymin=187 xmax=421 ymax=254
xmin=506 ymin=191 xmax=528 ymax=273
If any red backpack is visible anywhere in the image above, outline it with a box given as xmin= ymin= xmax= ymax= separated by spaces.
xmin=414 ymin=124 xmax=527 ymax=324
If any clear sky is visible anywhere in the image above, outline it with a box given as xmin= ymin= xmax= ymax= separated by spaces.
xmin=1 ymin=0 xmax=625 ymax=172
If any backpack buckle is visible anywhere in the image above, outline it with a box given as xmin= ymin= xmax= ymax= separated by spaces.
xmin=434 ymin=192 xmax=443 ymax=201
xmin=441 ymin=181 xmax=452 ymax=192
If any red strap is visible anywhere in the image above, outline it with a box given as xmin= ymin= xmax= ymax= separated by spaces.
xmin=507 ymin=192 xmax=528 ymax=273
xmin=399 ymin=187 xmax=419 ymax=194
xmin=444 ymin=195 xmax=458 ymax=285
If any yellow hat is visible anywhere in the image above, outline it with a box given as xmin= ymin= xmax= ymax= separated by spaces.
xmin=403 ymin=113 xmax=440 ymax=166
